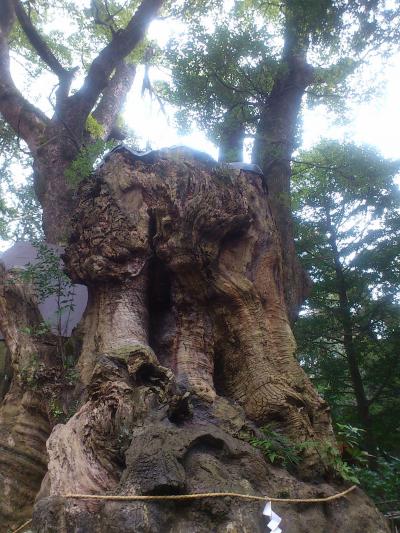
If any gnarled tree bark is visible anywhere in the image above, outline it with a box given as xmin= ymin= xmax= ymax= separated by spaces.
xmin=0 ymin=264 xmax=59 ymax=529
xmin=0 ymin=148 xmax=387 ymax=532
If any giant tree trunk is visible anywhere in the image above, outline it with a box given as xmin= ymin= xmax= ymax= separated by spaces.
xmin=0 ymin=148 xmax=388 ymax=532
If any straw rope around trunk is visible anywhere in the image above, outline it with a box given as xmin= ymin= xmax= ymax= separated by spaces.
xmin=64 ymin=485 xmax=357 ymax=503
xmin=11 ymin=485 xmax=357 ymax=533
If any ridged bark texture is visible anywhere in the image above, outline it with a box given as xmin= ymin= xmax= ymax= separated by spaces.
xmin=0 ymin=149 xmax=388 ymax=532
xmin=0 ymin=265 xmax=55 ymax=529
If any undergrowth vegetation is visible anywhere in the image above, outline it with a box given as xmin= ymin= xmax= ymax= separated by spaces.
xmin=249 ymin=422 xmax=400 ymax=506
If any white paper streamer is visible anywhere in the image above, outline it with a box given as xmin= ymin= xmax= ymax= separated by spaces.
xmin=263 ymin=502 xmax=272 ymax=517
xmin=263 ymin=501 xmax=283 ymax=533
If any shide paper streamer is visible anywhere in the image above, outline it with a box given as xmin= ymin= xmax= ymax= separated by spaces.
xmin=263 ymin=501 xmax=282 ymax=533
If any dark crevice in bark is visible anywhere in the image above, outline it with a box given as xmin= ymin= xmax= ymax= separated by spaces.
xmin=147 ymin=203 xmax=175 ymax=371
xmin=212 ymin=347 xmax=227 ymax=398
xmin=0 ymin=344 xmax=12 ymax=401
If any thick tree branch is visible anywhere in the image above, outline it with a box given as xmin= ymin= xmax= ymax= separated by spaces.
xmin=0 ymin=1 xmax=48 ymax=151
xmin=14 ymin=0 xmax=66 ymax=77
xmin=64 ymin=0 xmax=164 ymax=132
xmin=13 ymin=0 xmax=77 ymax=109
xmin=92 ymin=61 xmax=136 ymax=141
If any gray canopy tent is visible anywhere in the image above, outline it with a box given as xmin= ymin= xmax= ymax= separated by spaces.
xmin=0 ymin=241 xmax=88 ymax=339
xmin=0 ymin=242 xmax=87 ymax=399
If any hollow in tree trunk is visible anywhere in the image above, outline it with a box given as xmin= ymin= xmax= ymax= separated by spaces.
xmin=0 ymin=148 xmax=388 ymax=532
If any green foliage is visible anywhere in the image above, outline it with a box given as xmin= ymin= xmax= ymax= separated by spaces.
xmin=0 ymin=118 xmax=42 ymax=241
xmin=16 ymin=242 xmax=75 ymax=342
xmin=291 ymin=139 xmax=400 ymax=504
xmin=354 ymin=455 xmax=400 ymax=503
xmin=330 ymin=423 xmax=400 ymax=502
xmin=249 ymin=425 xmax=302 ymax=468
xmin=0 ymin=194 xmax=16 ymax=241
xmin=163 ymin=0 xmax=400 ymax=154
xmin=335 ymin=423 xmax=371 ymax=465
xmin=85 ymin=114 xmax=105 ymax=139
xmin=8 ymin=176 xmax=43 ymax=242
xmin=20 ymin=321 xmax=51 ymax=338
xmin=49 ymin=398 xmax=64 ymax=420
xmin=9 ymin=1 xmax=146 ymax=81
xmin=249 ymin=423 xmax=360 ymax=482
xmin=65 ymin=367 xmax=79 ymax=386
xmin=293 ymin=140 xmax=400 ymax=453
xmin=19 ymin=242 xmax=71 ymax=303
xmin=334 ymin=423 xmax=400 ymax=501
xmin=164 ymin=14 xmax=277 ymax=144
xmin=19 ymin=353 xmax=41 ymax=389
xmin=126 ymin=37 xmax=154 ymax=64
xmin=336 ymin=423 xmax=366 ymax=449
xmin=312 ymin=440 xmax=360 ymax=483
xmin=65 ymin=139 xmax=116 ymax=187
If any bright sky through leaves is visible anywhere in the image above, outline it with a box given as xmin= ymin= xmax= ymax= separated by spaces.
xmin=1 ymin=3 xmax=400 ymax=254
xmin=125 ymin=19 xmax=400 ymax=162
xmin=8 ymin=5 xmax=400 ymax=162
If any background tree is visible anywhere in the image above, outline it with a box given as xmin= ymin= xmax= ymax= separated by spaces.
xmin=292 ymin=140 xmax=400 ymax=456
xmin=0 ymin=116 xmax=41 ymax=241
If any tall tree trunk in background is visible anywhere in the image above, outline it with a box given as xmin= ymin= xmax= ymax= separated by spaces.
xmin=325 ymin=207 xmax=375 ymax=456
xmin=218 ymin=109 xmax=245 ymax=163
xmin=1 ymin=147 xmax=388 ymax=532
xmin=252 ymin=18 xmax=313 ymax=321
